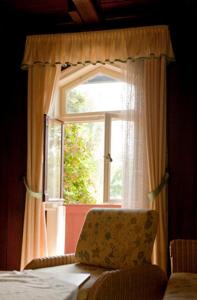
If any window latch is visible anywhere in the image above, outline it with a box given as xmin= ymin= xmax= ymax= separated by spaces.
xmin=105 ymin=153 xmax=113 ymax=162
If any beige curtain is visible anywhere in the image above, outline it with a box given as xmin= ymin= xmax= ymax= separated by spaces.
xmin=122 ymin=56 xmax=168 ymax=272
xmin=144 ymin=56 xmax=167 ymax=271
xmin=21 ymin=25 xmax=174 ymax=271
xmin=22 ymin=25 xmax=174 ymax=66
xmin=21 ymin=64 xmax=61 ymax=270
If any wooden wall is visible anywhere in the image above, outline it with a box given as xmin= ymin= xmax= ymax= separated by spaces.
xmin=168 ymin=64 xmax=196 ymax=239
xmin=0 ymin=28 xmax=27 ymax=270
xmin=168 ymin=21 xmax=197 ymax=243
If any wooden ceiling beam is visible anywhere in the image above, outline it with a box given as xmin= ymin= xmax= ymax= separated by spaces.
xmin=72 ymin=0 xmax=100 ymax=23
xmin=68 ymin=10 xmax=83 ymax=24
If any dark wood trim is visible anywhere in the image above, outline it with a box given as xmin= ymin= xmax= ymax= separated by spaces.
xmin=72 ymin=0 xmax=100 ymax=23
xmin=68 ymin=10 xmax=83 ymax=24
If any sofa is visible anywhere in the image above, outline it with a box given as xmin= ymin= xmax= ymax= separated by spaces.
xmin=163 ymin=239 xmax=197 ymax=299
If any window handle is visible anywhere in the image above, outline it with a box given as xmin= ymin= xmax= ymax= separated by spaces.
xmin=105 ymin=153 xmax=113 ymax=162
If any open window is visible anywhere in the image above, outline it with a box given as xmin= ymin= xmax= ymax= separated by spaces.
xmin=45 ymin=64 xmax=130 ymax=205
xmin=44 ymin=64 xmax=128 ymax=254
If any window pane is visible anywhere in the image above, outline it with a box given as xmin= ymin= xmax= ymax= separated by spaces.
xmin=66 ymin=74 xmax=126 ymax=113
xmin=64 ymin=121 xmax=104 ymax=204
xmin=109 ymin=120 xmax=124 ymax=201
xmin=47 ymin=120 xmax=62 ymax=199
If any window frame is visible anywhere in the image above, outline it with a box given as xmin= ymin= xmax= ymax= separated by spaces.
xmin=62 ymin=110 xmax=123 ymax=204
xmin=46 ymin=63 xmax=134 ymax=204
xmin=44 ymin=116 xmax=65 ymax=202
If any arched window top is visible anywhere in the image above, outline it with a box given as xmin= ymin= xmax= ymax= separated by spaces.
xmin=58 ymin=63 xmax=124 ymax=89
xmin=55 ymin=63 xmax=126 ymax=117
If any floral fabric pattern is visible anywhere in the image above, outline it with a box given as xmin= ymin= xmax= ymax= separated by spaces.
xmin=75 ymin=208 xmax=158 ymax=269
xmin=163 ymin=273 xmax=197 ymax=299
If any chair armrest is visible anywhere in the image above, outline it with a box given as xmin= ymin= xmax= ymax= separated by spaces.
xmin=88 ymin=264 xmax=167 ymax=300
xmin=170 ymin=239 xmax=197 ymax=273
xmin=24 ymin=253 xmax=77 ymax=270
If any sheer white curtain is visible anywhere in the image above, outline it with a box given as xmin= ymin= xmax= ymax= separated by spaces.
xmin=122 ymin=59 xmax=148 ymax=209
xmin=122 ymin=57 xmax=168 ymax=271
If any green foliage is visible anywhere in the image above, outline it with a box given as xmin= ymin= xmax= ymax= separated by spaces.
xmin=64 ymin=90 xmax=97 ymax=204
xmin=67 ymin=90 xmax=92 ymax=113
xmin=64 ymin=123 xmax=97 ymax=204
xmin=110 ymin=169 xmax=122 ymax=198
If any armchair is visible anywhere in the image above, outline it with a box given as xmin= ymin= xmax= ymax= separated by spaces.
xmin=25 ymin=208 xmax=167 ymax=300
xmin=163 ymin=239 xmax=197 ymax=299
xmin=170 ymin=239 xmax=197 ymax=273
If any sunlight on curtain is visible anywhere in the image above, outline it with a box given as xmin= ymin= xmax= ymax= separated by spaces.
xmin=144 ymin=56 xmax=168 ymax=272
xmin=122 ymin=60 xmax=149 ymax=209
xmin=122 ymin=57 xmax=168 ymax=271
xmin=22 ymin=26 xmax=174 ymax=67
xmin=21 ymin=64 xmax=61 ymax=270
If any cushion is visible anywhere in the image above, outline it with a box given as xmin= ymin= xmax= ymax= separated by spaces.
xmin=163 ymin=272 xmax=197 ymax=299
xmin=75 ymin=208 xmax=158 ymax=269
xmin=34 ymin=263 xmax=110 ymax=300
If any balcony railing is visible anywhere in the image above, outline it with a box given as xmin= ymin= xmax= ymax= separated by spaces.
xmin=45 ymin=202 xmax=121 ymax=256
xmin=64 ymin=203 xmax=121 ymax=253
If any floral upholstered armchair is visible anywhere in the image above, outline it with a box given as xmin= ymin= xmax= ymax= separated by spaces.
xmin=25 ymin=208 xmax=167 ymax=300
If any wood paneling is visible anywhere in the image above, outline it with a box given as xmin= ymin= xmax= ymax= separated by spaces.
xmin=5 ymin=0 xmax=166 ymax=31
xmin=168 ymin=19 xmax=197 ymax=243
xmin=72 ymin=0 xmax=100 ymax=23
xmin=167 ymin=63 xmax=195 ymax=240
xmin=0 ymin=29 xmax=27 ymax=270
xmin=7 ymin=0 xmax=68 ymax=14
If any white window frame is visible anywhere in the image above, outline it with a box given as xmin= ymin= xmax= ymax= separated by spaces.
xmin=49 ymin=63 xmax=135 ymax=204
xmin=62 ymin=110 xmax=123 ymax=203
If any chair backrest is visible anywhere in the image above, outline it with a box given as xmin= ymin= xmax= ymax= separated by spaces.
xmin=170 ymin=239 xmax=197 ymax=273
xmin=75 ymin=208 xmax=158 ymax=269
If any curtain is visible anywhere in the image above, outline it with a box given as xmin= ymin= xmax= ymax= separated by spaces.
xmin=122 ymin=60 xmax=148 ymax=209
xmin=22 ymin=26 xmax=174 ymax=67
xmin=21 ymin=25 xmax=174 ymax=271
xmin=122 ymin=56 xmax=168 ymax=271
xmin=21 ymin=64 xmax=61 ymax=270
xmin=144 ymin=56 xmax=167 ymax=271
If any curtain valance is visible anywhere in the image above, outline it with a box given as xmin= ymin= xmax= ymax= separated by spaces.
xmin=22 ymin=25 xmax=174 ymax=67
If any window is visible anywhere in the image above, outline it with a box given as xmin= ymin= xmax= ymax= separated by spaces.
xmin=45 ymin=64 xmax=129 ymax=205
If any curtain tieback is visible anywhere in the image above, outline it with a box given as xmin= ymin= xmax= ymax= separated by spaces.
xmin=23 ymin=177 xmax=42 ymax=199
xmin=148 ymin=172 xmax=169 ymax=200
